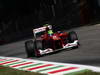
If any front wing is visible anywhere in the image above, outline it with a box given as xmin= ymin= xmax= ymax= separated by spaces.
xmin=38 ymin=40 xmax=79 ymax=55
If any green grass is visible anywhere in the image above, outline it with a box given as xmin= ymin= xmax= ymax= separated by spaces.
xmin=65 ymin=70 xmax=100 ymax=75
xmin=0 ymin=66 xmax=46 ymax=75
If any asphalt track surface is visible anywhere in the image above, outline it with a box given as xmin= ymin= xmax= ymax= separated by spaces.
xmin=0 ymin=24 xmax=100 ymax=67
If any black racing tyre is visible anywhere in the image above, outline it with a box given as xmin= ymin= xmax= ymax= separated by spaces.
xmin=25 ymin=40 xmax=35 ymax=57
xmin=36 ymin=40 xmax=43 ymax=50
xmin=68 ymin=31 xmax=78 ymax=43
xmin=34 ymin=40 xmax=43 ymax=57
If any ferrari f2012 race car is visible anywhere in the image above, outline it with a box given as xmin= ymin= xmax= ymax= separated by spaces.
xmin=25 ymin=25 xmax=80 ymax=57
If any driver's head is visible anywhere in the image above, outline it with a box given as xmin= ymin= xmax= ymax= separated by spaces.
xmin=48 ymin=30 xmax=54 ymax=36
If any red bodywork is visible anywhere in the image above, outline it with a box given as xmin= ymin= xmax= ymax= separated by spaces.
xmin=41 ymin=32 xmax=68 ymax=50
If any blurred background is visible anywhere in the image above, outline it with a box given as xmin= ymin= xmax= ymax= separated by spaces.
xmin=0 ymin=0 xmax=99 ymax=44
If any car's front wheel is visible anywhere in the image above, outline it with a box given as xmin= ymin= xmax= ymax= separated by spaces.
xmin=25 ymin=40 xmax=35 ymax=57
xmin=68 ymin=31 xmax=78 ymax=43
xmin=68 ymin=31 xmax=79 ymax=48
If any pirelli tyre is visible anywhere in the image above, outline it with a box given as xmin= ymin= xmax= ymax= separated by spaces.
xmin=68 ymin=31 xmax=78 ymax=43
xmin=25 ymin=40 xmax=35 ymax=57
xmin=36 ymin=40 xmax=43 ymax=50
xmin=68 ymin=31 xmax=79 ymax=48
xmin=25 ymin=40 xmax=43 ymax=57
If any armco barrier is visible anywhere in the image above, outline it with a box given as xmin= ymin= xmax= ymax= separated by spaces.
xmin=0 ymin=56 xmax=100 ymax=75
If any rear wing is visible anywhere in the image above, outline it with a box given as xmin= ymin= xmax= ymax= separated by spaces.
xmin=33 ymin=25 xmax=52 ymax=34
xmin=33 ymin=25 xmax=52 ymax=38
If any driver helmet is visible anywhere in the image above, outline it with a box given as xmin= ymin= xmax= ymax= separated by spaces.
xmin=48 ymin=29 xmax=54 ymax=36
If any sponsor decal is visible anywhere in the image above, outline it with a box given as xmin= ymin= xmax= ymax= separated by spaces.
xmin=33 ymin=25 xmax=52 ymax=34
xmin=39 ymin=48 xmax=53 ymax=55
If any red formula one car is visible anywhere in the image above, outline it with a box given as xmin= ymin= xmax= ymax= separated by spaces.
xmin=25 ymin=25 xmax=79 ymax=57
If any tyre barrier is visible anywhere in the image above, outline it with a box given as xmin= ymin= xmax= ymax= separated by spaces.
xmin=0 ymin=56 xmax=100 ymax=75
